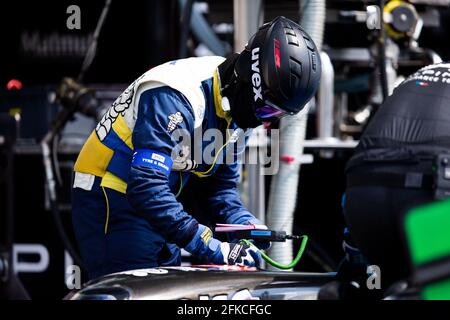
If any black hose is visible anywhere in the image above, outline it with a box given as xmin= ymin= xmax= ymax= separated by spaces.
xmin=178 ymin=0 xmax=194 ymax=58
xmin=39 ymin=0 xmax=112 ymax=276
xmin=378 ymin=0 xmax=389 ymax=101
xmin=41 ymin=138 xmax=85 ymax=270
xmin=304 ymin=240 xmax=338 ymax=272
xmin=77 ymin=0 xmax=112 ymax=82
xmin=292 ymin=225 xmax=338 ymax=272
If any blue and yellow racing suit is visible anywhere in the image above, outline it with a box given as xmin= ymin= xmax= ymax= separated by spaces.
xmin=71 ymin=56 xmax=258 ymax=279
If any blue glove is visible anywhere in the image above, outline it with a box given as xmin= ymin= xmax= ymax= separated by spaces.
xmin=185 ymin=225 xmax=261 ymax=268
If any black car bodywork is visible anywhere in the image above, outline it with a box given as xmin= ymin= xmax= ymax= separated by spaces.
xmin=66 ymin=265 xmax=336 ymax=300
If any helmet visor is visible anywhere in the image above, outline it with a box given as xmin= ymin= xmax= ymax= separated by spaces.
xmin=254 ymin=100 xmax=292 ymax=122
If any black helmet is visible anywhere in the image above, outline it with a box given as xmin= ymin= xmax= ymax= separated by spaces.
xmin=224 ymin=16 xmax=321 ymax=128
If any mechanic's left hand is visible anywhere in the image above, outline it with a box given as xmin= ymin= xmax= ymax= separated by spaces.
xmin=185 ymin=225 xmax=262 ymax=268
xmin=219 ymin=242 xmax=262 ymax=268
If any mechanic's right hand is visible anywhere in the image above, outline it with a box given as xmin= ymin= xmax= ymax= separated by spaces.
xmin=185 ymin=224 xmax=261 ymax=268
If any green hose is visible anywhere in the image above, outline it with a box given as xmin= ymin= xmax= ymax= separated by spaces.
xmin=240 ymin=235 xmax=308 ymax=270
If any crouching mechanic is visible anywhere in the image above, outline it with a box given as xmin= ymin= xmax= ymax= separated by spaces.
xmin=331 ymin=62 xmax=450 ymax=297
xmin=71 ymin=16 xmax=321 ymax=279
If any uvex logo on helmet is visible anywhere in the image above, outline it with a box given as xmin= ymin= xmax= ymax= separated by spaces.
xmin=251 ymin=47 xmax=263 ymax=102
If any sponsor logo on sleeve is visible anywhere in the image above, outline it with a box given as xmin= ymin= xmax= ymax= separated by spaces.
xmin=132 ymin=150 xmax=173 ymax=175
xmin=151 ymin=153 xmax=166 ymax=163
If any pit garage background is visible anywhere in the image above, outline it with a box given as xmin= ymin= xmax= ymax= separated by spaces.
xmin=1 ymin=0 xmax=450 ymax=299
